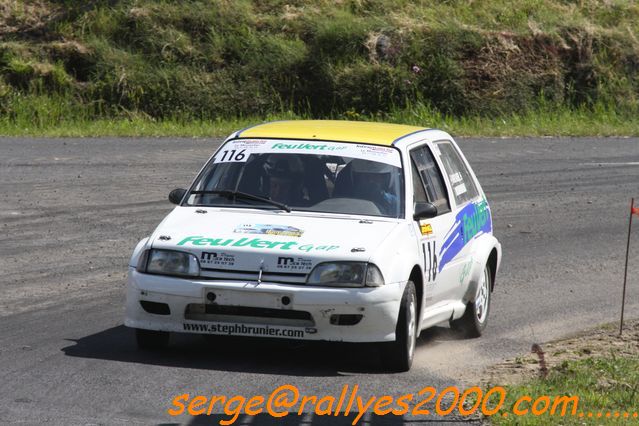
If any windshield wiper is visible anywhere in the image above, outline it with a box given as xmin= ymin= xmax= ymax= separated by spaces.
xmin=189 ymin=190 xmax=291 ymax=212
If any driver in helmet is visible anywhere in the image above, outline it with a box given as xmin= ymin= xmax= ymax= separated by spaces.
xmin=263 ymin=155 xmax=304 ymax=205
xmin=349 ymin=159 xmax=399 ymax=215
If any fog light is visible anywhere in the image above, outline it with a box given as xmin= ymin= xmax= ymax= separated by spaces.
xmin=329 ymin=314 xmax=363 ymax=326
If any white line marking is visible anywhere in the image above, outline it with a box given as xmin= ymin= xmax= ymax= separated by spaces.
xmin=580 ymin=162 xmax=639 ymax=166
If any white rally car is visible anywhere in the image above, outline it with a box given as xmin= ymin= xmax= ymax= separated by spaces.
xmin=125 ymin=120 xmax=501 ymax=371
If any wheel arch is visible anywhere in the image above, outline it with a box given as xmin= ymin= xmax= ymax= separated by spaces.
xmin=487 ymin=247 xmax=499 ymax=291
xmin=408 ymin=265 xmax=424 ymax=326
xmin=462 ymin=235 xmax=501 ymax=304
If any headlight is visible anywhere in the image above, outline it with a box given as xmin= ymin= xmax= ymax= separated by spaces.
xmin=138 ymin=249 xmax=200 ymax=277
xmin=306 ymin=262 xmax=385 ymax=287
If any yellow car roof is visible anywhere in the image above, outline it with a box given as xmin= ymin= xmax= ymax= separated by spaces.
xmin=237 ymin=120 xmax=428 ymax=146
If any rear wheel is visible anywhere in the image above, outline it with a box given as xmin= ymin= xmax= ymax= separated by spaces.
xmin=380 ymin=281 xmax=417 ymax=372
xmin=450 ymin=263 xmax=491 ymax=338
xmin=135 ymin=328 xmax=169 ymax=350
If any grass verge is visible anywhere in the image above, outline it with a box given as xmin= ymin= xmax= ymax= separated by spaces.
xmin=484 ymin=320 xmax=639 ymax=425
xmin=491 ymin=357 xmax=639 ymax=425
xmin=1 ymin=103 xmax=637 ymax=138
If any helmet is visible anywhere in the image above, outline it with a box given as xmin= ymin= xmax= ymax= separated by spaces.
xmin=264 ymin=154 xmax=304 ymax=179
xmin=350 ymin=159 xmax=394 ymax=174
xmin=350 ymin=159 xmax=394 ymax=190
xmin=262 ymin=154 xmax=304 ymax=204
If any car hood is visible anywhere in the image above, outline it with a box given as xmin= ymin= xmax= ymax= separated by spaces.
xmin=149 ymin=207 xmax=401 ymax=275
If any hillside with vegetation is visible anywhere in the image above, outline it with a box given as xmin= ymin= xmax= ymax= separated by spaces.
xmin=1 ymin=0 xmax=639 ymax=135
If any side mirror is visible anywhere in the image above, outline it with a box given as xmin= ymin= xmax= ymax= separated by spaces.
xmin=168 ymin=188 xmax=187 ymax=205
xmin=413 ymin=202 xmax=437 ymax=220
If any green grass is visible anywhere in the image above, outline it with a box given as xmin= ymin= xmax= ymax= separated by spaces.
xmin=0 ymin=114 xmax=285 ymax=138
xmin=0 ymin=99 xmax=636 ymax=137
xmin=1 ymin=1 xmax=639 ymax=135
xmin=490 ymin=356 xmax=639 ymax=425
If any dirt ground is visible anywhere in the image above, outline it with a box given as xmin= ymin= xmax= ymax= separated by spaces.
xmin=479 ymin=319 xmax=639 ymax=387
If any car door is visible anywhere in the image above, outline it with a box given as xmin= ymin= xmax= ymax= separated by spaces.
xmin=408 ymin=143 xmax=458 ymax=311
xmin=431 ymin=139 xmax=487 ymax=303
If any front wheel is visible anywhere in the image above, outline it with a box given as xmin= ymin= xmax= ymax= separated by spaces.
xmin=380 ymin=281 xmax=417 ymax=372
xmin=450 ymin=263 xmax=491 ymax=338
xmin=135 ymin=328 xmax=169 ymax=350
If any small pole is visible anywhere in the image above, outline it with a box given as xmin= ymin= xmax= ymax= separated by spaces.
xmin=620 ymin=197 xmax=634 ymax=336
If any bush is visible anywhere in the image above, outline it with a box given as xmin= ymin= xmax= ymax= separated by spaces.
xmin=1 ymin=0 xmax=638 ymax=122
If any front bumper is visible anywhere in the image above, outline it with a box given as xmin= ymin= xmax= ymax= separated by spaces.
xmin=124 ymin=267 xmax=404 ymax=342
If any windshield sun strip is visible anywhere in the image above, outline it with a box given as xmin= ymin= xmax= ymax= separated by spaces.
xmin=182 ymin=139 xmax=406 ymax=218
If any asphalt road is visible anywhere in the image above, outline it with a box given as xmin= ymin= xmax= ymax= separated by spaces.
xmin=1 ymin=136 xmax=639 ymax=425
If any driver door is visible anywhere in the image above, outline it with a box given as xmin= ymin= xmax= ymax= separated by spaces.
xmin=409 ymin=144 xmax=459 ymax=313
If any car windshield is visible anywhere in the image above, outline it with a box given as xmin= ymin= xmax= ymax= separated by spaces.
xmin=185 ymin=139 xmax=404 ymax=218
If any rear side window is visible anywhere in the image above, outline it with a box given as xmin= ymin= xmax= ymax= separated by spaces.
xmin=434 ymin=141 xmax=479 ymax=206
xmin=410 ymin=145 xmax=450 ymax=214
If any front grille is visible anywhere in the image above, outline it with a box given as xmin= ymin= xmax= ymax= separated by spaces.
xmin=184 ymin=303 xmax=315 ymax=327
xmin=199 ymin=267 xmax=308 ymax=284
xmin=204 ymin=304 xmax=311 ymax=320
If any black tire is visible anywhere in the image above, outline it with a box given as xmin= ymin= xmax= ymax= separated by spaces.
xmin=450 ymin=263 xmax=491 ymax=338
xmin=135 ymin=328 xmax=169 ymax=350
xmin=380 ymin=281 xmax=417 ymax=372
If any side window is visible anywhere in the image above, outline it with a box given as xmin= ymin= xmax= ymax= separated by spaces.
xmin=434 ymin=141 xmax=479 ymax=206
xmin=411 ymin=161 xmax=428 ymax=203
xmin=410 ymin=145 xmax=450 ymax=214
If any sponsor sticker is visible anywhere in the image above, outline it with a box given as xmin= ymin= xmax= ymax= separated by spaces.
xmin=183 ymin=322 xmax=305 ymax=338
xmin=459 ymin=258 xmax=473 ymax=284
xmin=200 ymin=251 xmax=235 ymax=266
xmin=439 ymin=198 xmax=491 ymax=272
xmin=213 ymin=140 xmax=269 ymax=163
xmin=234 ymin=224 xmax=304 ymax=238
xmin=420 ymin=222 xmax=433 ymax=236
xmin=450 ymin=172 xmax=463 ymax=184
xmin=213 ymin=139 xmax=401 ymax=167
xmin=454 ymin=182 xmax=467 ymax=196
xmin=271 ymin=142 xmax=347 ymax=152
xmin=177 ymin=236 xmax=339 ymax=252
xmin=276 ymin=256 xmax=313 ymax=271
